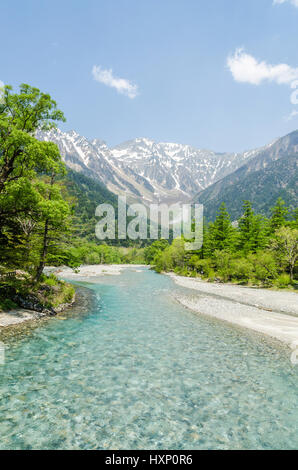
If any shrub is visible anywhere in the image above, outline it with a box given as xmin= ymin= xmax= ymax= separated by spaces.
xmin=144 ymin=240 xmax=169 ymax=264
xmin=213 ymin=250 xmax=232 ymax=282
xmin=188 ymin=255 xmax=201 ymax=271
xmin=273 ymin=274 xmax=292 ymax=289
xmin=63 ymin=286 xmax=75 ymax=303
xmin=175 ymin=267 xmax=188 ymax=276
xmin=189 ymin=271 xmax=197 ymax=278
xmin=85 ymin=252 xmax=101 ymax=265
xmin=191 ymin=259 xmax=213 ymax=278
xmin=0 ymin=298 xmax=18 ymax=312
xmin=230 ymin=258 xmax=254 ymax=282
xmin=249 ymin=252 xmax=278 ymax=285
xmin=44 ymin=274 xmax=59 ymax=287
xmin=207 ymin=269 xmax=216 ymax=281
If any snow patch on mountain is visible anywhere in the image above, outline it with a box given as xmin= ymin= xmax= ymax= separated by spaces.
xmin=37 ymin=130 xmax=272 ymax=204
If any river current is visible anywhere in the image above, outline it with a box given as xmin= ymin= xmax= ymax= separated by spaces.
xmin=0 ymin=268 xmax=297 ymax=449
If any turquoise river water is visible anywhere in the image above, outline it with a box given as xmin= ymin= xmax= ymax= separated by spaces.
xmin=0 ymin=267 xmax=297 ymax=449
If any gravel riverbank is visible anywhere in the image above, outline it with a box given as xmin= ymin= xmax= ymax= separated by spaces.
xmin=169 ymin=274 xmax=298 ymax=349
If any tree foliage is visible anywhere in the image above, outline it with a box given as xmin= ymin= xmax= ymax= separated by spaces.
xmin=0 ymin=84 xmax=68 ymax=280
xmin=152 ymin=198 xmax=298 ymax=287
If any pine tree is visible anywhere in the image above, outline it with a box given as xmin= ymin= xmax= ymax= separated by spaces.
xmin=238 ymin=201 xmax=267 ymax=253
xmin=291 ymin=208 xmax=298 ymax=229
xmin=208 ymin=203 xmax=235 ymax=253
xmin=201 ymin=218 xmax=212 ymax=258
xmin=270 ymin=198 xmax=288 ymax=230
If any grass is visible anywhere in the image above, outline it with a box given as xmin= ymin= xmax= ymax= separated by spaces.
xmin=0 ymin=298 xmax=18 ymax=312
xmin=0 ymin=272 xmax=75 ymax=312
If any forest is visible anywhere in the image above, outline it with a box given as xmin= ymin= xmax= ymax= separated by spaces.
xmin=0 ymin=84 xmax=297 ymax=315
xmin=149 ymin=200 xmax=298 ymax=288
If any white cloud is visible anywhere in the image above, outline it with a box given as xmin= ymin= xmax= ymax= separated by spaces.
xmin=227 ymin=49 xmax=298 ymax=86
xmin=285 ymin=109 xmax=298 ymax=121
xmin=273 ymin=0 xmax=298 ymax=8
xmin=92 ymin=66 xmax=139 ymax=99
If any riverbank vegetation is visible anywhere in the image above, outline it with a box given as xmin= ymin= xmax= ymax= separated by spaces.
xmin=61 ymin=241 xmax=146 ymax=267
xmin=0 ymin=269 xmax=75 ymax=313
xmin=0 ymin=84 xmax=146 ymax=311
xmin=151 ymin=200 xmax=298 ymax=288
xmin=0 ymin=83 xmax=74 ymax=311
xmin=0 ymin=83 xmax=297 ymax=316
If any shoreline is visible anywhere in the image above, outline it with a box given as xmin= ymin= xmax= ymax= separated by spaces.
xmin=0 ymin=296 xmax=76 ymax=330
xmin=0 ymin=265 xmax=143 ymax=330
xmin=46 ymin=264 xmax=147 ymax=280
xmin=168 ymin=273 xmax=298 ymax=349
xmin=2 ymin=265 xmax=298 ymax=351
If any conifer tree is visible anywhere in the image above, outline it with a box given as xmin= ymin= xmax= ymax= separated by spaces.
xmin=208 ymin=203 xmax=235 ymax=253
xmin=238 ymin=201 xmax=267 ymax=253
xmin=270 ymin=198 xmax=288 ymax=230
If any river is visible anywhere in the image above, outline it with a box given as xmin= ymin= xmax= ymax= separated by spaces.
xmin=0 ymin=267 xmax=297 ymax=449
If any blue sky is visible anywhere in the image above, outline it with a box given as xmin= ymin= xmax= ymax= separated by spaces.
xmin=1 ymin=0 xmax=298 ymax=152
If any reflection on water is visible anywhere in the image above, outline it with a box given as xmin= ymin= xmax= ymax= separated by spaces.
xmin=0 ymin=268 xmax=297 ymax=450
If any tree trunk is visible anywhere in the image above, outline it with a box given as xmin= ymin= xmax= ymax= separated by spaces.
xmin=290 ymin=264 xmax=294 ymax=282
xmin=35 ymin=219 xmax=49 ymax=282
xmin=35 ymin=173 xmax=55 ymax=282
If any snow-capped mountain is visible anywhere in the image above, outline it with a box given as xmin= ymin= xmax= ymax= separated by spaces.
xmin=195 ymin=129 xmax=298 ymax=220
xmin=36 ymin=129 xmax=278 ymax=204
xmin=111 ymin=138 xmax=264 ymax=199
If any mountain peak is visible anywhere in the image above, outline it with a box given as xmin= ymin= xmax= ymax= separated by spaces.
xmin=37 ymin=128 xmax=298 ymax=206
xmin=65 ymin=129 xmax=80 ymax=138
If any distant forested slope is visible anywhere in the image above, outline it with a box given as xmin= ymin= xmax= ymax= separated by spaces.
xmin=195 ymin=155 xmax=297 ymax=221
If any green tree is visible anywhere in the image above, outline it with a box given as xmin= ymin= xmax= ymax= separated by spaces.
xmin=153 ymin=238 xmax=185 ymax=273
xmin=34 ymin=174 xmax=70 ymax=281
xmin=199 ymin=218 xmax=213 ymax=258
xmin=238 ymin=201 xmax=267 ymax=252
xmin=289 ymin=208 xmax=298 ymax=230
xmin=0 ymin=84 xmax=65 ymax=195
xmin=144 ymin=239 xmax=169 ymax=264
xmin=270 ymin=198 xmax=288 ymax=230
xmin=208 ymin=203 xmax=235 ymax=253
xmin=0 ymin=84 xmax=66 ymax=237
xmin=271 ymin=227 xmax=298 ymax=281
xmin=0 ymin=83 xmax=67 ymax=277
xmin=248 ymin=252 xmax=278 ymax=286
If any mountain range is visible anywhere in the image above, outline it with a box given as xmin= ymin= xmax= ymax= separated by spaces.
xmin=38 ymin=128 xmax=298 ymax=220
xmin=195 ymin=130 xmax=298 ymax=220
